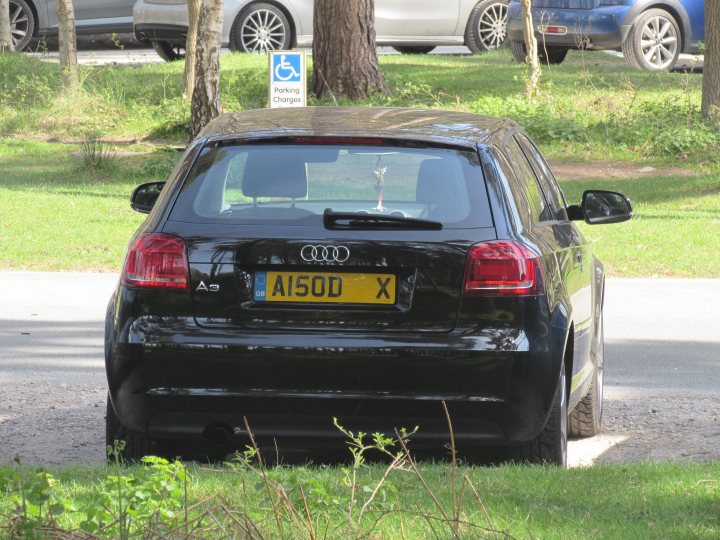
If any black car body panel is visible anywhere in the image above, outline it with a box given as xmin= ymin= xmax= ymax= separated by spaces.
xmin=106 ymin=107 xmax=627 ymax=460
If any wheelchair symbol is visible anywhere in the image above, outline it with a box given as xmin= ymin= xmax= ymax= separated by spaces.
xmin=274 ymin=54 xmax=301 ymax=82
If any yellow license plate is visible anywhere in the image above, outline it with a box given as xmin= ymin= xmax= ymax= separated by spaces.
xmin=253 ymin=271 xmax=396 ymax=304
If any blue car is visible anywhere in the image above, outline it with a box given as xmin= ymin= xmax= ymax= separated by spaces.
xmin=507 ymin=0 xmax=704 ymax=71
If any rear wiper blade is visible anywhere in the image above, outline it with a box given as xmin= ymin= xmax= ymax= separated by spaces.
xmin=323 ymin=209 xmax=442 ymax=230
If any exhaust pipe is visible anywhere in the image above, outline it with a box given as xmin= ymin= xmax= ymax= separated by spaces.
xmin=204 ymin=423 xmax=232 ymax=445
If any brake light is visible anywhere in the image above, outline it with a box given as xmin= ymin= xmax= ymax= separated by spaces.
xmin=292 ymin=136 xmax=384 ymax=145
xmin=121 ymin=233 xmax=189 ymax=290
xmin=463 ymin=241 xmax=544 ymax=296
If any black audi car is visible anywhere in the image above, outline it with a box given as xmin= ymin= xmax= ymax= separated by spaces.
xmin=105 ymin=107 xmax=631 ymax=466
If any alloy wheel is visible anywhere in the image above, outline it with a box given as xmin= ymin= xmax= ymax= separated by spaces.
xmin=9 ymin=0 xmax=31 ymax=50
xmin=639 ymin=15 xmax=678 ymax=70
xmin=477 ymin=2 xmax=507 ymax=50
xmin=240 ymin=9 xmax=287 ymax=53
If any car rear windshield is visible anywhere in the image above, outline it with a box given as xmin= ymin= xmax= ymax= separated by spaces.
xmin=169 ymin=142 xmax=493 ymax=228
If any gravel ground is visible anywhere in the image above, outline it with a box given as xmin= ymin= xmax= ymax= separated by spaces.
xmin=1 ymin=274 xmax=719 ymax=468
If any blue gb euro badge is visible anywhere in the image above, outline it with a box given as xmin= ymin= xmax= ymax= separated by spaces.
xmin=253 ymin=271 xmax=267 ymax=302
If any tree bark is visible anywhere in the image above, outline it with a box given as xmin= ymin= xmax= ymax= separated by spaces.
xmin=58 ymin=0 xmax=78 ymax=89
xmin=190 ymin=0 xmax=223 ymax=138
xmin=702 ymin=1 xmax=720 ymax=122
xmin=183 ymin=0 xmax=201 ymax=99
xmin=520 ymin=0 xmax=540 ymax=98
xmin=312 ymin=0 xmax=388 ymax=100
xmin=0 ymin=0 xmax=15 ymax=51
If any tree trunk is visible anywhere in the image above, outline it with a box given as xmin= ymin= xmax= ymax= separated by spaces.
xmin=702 ymin=1 xmax=720 ymax=122
xmin=0 ymin=0 xmax=15 ymax=52
xmin=190 ymin=0 xmax=223 ymax=138
xmin=520 ymin=0 xmax=541 ymax=99
xmin=58 ymin=0 xmax=78 ymax=89
xmin=183 ymin=0 xmax=201 ymax=99
xmin=312 ymin=0 xmax=388 ymax=100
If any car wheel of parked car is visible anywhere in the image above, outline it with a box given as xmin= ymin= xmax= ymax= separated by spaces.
xmin=152 ymin=41 xmax=185 ymax=62
xmin=9 ymin=0 xmax=35 ymax=51
xmin=392 ymin=46 xmax=436 ymax=54
xmin=570 ymin=314 xmax=604 ymax=438
xmin=516 ymin=362 xmax=568 ymax=466
xmin=105 ymin=395 xmax=154 ymax=462
xmin=510 ymin=40 xmax=568 ymax=65
xmin=622 ymin=8 xmax=680 ymax=72
xmin=230 ymin=2 xmax=292 ymax=54
xmin=465 ymin=0 xmax=508 ymax=53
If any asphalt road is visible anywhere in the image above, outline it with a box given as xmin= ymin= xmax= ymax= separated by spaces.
xmin=1 ymin=273 xmax=718 ymax=466
xmin=23 ymin=33 xmax=705 ymax=70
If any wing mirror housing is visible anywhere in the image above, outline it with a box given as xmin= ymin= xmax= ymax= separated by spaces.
xmin=567 ymin=190 xmax=633 ymax=225
xmin=130 ymin=182 xmax=165 ymax=214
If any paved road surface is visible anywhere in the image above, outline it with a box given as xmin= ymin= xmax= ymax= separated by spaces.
xmin=23 ymin=33 xmax=704 ymax=70
xmin=1 ymin=273 xmax=718 ymax=466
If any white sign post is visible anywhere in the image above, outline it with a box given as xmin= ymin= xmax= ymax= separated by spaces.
xmin=268 ymin=50 xmax=306 ymax=108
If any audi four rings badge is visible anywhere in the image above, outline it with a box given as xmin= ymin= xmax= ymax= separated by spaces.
xmin=301 ymin=245 xmax=350 ymax=263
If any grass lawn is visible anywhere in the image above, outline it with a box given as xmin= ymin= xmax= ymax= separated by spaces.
xmin=1 ymin=459 xmax=719 ymax=538
xmin=0 ymin=48 xmax=718 ymax=274
xmin=1 ymin=137 xmax=718 ymax=276
xmin=0 ymin=48 xmax=717 ymax=162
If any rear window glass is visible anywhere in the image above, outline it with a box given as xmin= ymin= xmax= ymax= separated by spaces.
xmin=168 ymin=143 xmax=493 ymax=228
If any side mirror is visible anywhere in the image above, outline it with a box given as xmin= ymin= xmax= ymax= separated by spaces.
xmin=568 ymin=190 xmax=633 ymax=225
xmin=130 ymin=182 xmax=165 ymax=214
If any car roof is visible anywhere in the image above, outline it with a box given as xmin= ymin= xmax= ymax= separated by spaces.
xmin=198 ymin=106 xmax=516 ymax=149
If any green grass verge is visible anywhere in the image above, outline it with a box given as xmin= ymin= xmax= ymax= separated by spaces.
xmin=0 ymin=139 xmax=159 ymax=271
xmin=1 ymin=49 xmax=719 ymax=274
xmin=1 ymin=459 xmax=719 ymax=538
xmin=565 ymin=172 xmax=720 ymax=277
xmin=1 ymin=138 xmax=719 ymax=275
xmin=1 ymin=48 xmax=718 ymax=162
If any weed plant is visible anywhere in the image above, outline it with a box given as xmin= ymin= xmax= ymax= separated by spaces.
xmin=80 ymin=131 xmax=117 ymax=172
xmin=1 ymin=418 xmax=719 ymax=539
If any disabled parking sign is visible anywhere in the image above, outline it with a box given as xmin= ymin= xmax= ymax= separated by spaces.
xmin=268 ymin=50 xmax=306 ymax=108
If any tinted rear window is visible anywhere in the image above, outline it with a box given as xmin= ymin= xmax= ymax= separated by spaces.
xmin=168 ymin=143 xmax=493 ymax=228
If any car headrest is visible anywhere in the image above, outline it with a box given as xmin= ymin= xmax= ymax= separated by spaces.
xmin=242 ymin=149 xmax=308 ymax=199
xmin=416 ymin=158 xmax=449 ymax=204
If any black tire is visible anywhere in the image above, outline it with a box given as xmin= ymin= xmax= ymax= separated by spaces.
xmin=392 ymin=46 xmax=436 ymax=54
xmin=621 ymin=8 xmax=680 ymax=72
xmin=517 ymin=362 xmax=568 ymax=466
xmin=465 ymin=0 xmax=508 ymax=53
xmin=8 ymin=0 xmax=35 ymax=51
xmin=152 ymin=41 xmax=185 ymax=62
xmin=570 ymin=314 xmax=604 ymax=438
xmin=510 ymin=40 xmax=526 ymax=63
xmin=105 ymin=395 xmax=154 ymax=463
xmin=510 ymin=40 xmax=568 ymax=65
xmin=230 ymin=2 xmax=292 ymax=54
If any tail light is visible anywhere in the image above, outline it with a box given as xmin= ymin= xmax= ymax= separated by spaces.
xmin=463 ymin=241 xmax=545 ymax=296
xmin=121 ymin=233 xmax=189 ymax=290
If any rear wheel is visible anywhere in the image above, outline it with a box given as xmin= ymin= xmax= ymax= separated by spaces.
xmin=570 ymin=314 xmax=604 ymax=437
xmin=510 ymin=40 xmax=568 ymax=65
xmin=152 ymin=41 xmax=185 ymax=62
xmin=621 ymin=8 xmax=680 ymax=72
xmin=8 ymin=0 xmax=35 ymax=51
xmin=105 ymin=395 xmax=154 ymax=463
xmin=230 ymin=2 xmax=292 ymax=54
xmin=465 ymin=0 xmax=508 ymax=53
xmin=516 ymin=362 xmax=568 ymax=466
xmin=392 ymin=46 xmax=435 ymax=54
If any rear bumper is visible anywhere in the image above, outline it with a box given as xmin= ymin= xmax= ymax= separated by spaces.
xmin=507 ymin=3 xmax=631 ymax=50
xmin=106 ymin=298 xmax=566 ymax=449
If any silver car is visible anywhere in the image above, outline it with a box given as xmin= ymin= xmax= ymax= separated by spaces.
xmin=8 ymin=0 xmax=135 ymax=51
xmin=133 ymin=0 xmax=509 ymax=61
